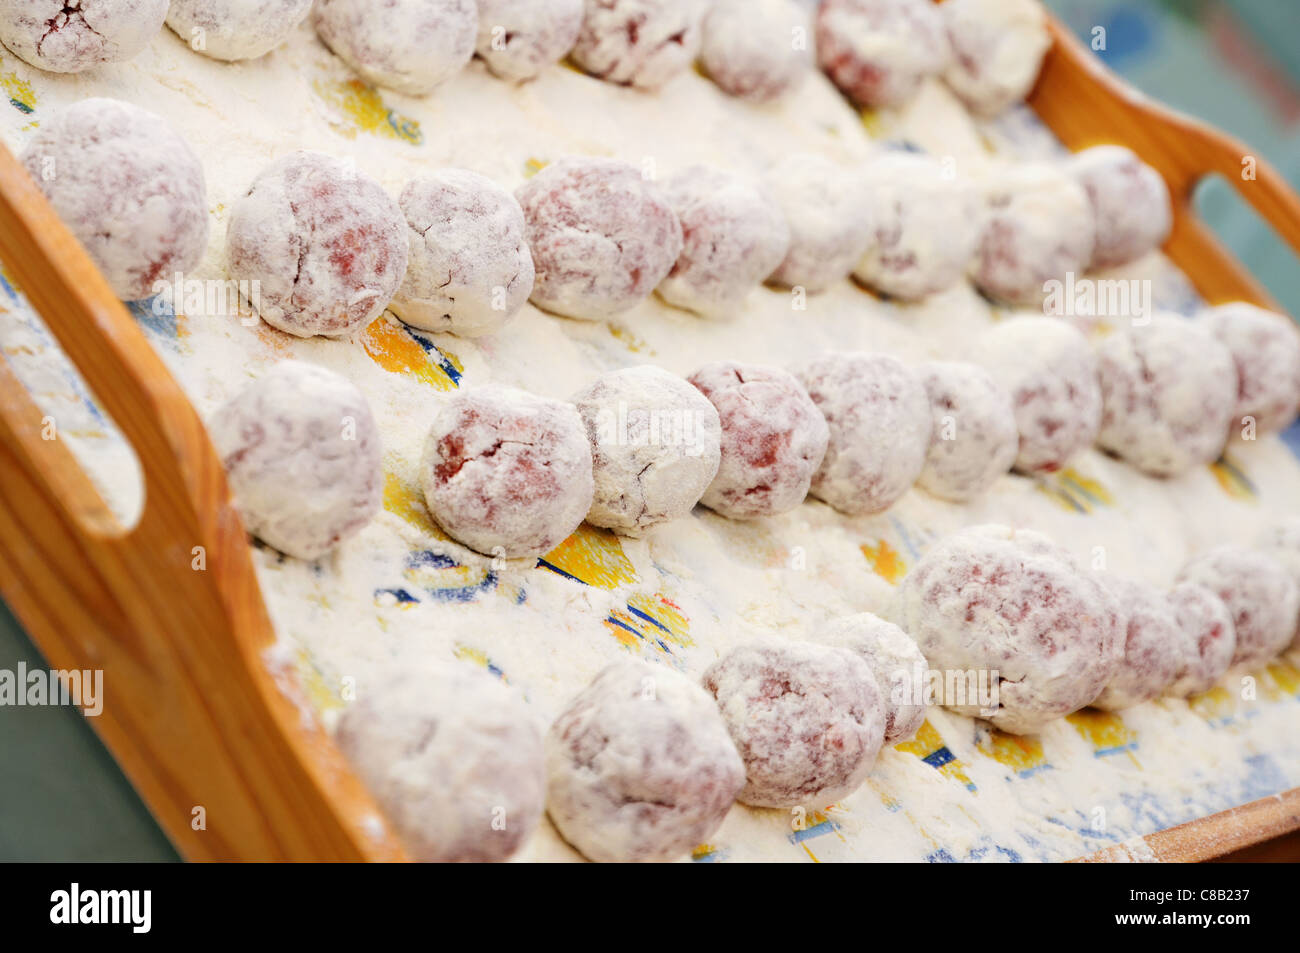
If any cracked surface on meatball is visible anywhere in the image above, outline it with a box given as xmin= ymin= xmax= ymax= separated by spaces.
xmin=0 ymin=0 xmax=168 ymax=72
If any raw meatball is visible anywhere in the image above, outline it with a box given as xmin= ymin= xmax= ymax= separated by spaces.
xmin=571 ymin=366 xmax=721 ymax=535
xmin=570 ymin=0 xmax=703 ymax=91
xmin=941 ymin=0 xmax=1050 ymax=117
xmin=1066 ymin=145 xmax=1172 ymax=269
xmin=701 ymin=0 xmax=811 ymax=103
xmin=1259 ymin=519 xmax=1300 ymax=652
xmin=1178 ymin=546 xmax=1300 ymax=669
xmin=314 ymin=0 xmax=477 ymax=94
xmin=1199 ymin=303 xmax=1300 ymax=438
xmin=546 ymin=659 xmax=744 ymax=863
xmin=815 ymin=0 xmax=950 ymax=109
xmin=1094 ymin=314 xmax=1238 ymax=477
xmin=977 ymin=317 xmax=1102 ymax=473
xmin=971 ymin=162 xmax=1096 ymax=306
xmin=895 ymin=525 xmax=1126 ymax=735
xmin=336 ymin=664 xmax=544 ymax=863
xmin=516 ymin=157 xmax=683 ymax=321
xmin=702 ymin=638 xmax=886 ymax=808
xmin=1166 ymin=582 xmax=1237 ymax=697
xmin=474 ymin=0 xmax=583 ymax=82
xmin=21 ymin=98 xmax=208 ymax=302
xmin=656 ymin=165 xmax=790 ymax=318
xmin=687 ymin=360 xmax=828 ymax=519
xmin=816 ymin=613 xmax=927 ymax=745
xmin=165 ymin=0 xmax=313 ymax=61
xmin=1090 ymin=575 xmax=1183 ymax=711
xmin=208 ymin=361 xmax=382 ymax=560
xmin=390 ymin=169 xmax=535 ymax=338
xmin=226 ymin=152 xmax=407 ymax=339
xmin=420 ymin=385 xmax=594 ymax=559
xmin=915 ymin=361 xmax=1018 ymax=502
xmin=795 ymin=352 xmax=931 ymax=515
xmin=0 ymin=0 xmax=167 ymax=72
xmin=853 ymin=151 xmax=983 ymax=300
xmin=765 ymin=153 xmax=874 ymax=292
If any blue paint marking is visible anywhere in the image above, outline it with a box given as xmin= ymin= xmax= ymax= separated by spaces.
xmin=923 ymin=746 xmax=956 ymax=769
xmin=536 ymin=559 xmax=585 ymax=584
xmin=888 ymin=515 xmax=923 ymax=560
xmin=627 ymin=604 xmax=670 ymax=633
xmin=1016 ymin=764 xmax=1052 ymax=780
xmin=926 ymin=848 xmax=956 ymax=863
xmin=788 ymin=819 xmax=840 ymax=844
xmin=129 ymin=296 xmax=180 ymax=344
xmin=1061 ymin=473 xmax=1105 ymax=506
xmin=1282 ymin=419 xmax=1300 ymax=461
xmin=604 ymin=615 xmax=641 ymax=639
xmin=406 ymin=329 xmax=463 ymax=386
xmin=375 ymin=587 xmax=420 ymax=605
xmin=1094 ymin=742 xmax=1138 ymax=758
xmin=403 ymin=549 xmax=498 ymax=602
xmin=9 ymin=97 xmax=32 ymax=114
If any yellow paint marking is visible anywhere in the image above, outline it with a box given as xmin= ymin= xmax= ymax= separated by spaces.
xmin=382 ymin=470 xmax=447 ymax=539
xmin=361 ymin=315 xmax=460 ymax=390
xmin=311 ymin=77 xmax=422 ymax=143
xmin=895 ymin=720 xmax=976 ymax=790
xmin=978 ymin=729 xmax=1047 ymax=776
xmin=861 ymin=538 xmax=906 ymax=584
xmin=543 ymin=523 xmax=637 ymax=589
xmin=1067 ymin=709 xmax=1140 ymax=766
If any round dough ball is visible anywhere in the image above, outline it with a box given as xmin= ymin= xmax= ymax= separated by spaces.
xmin=1166 ymin=582 xmax=1237 ymax=697
xmin=687 ymin=360 xmax=828 ymax=519
xmin=226 ymin=151 xmax=408 ymax=339
xmin=765 ymin=153 xmax=874 ymax=292
xmin=390 ymin=169 xmax=535 ymax=338
xmin=420 ymin=385 xmax=594 ymax=559
xmin=1095 ymin=314 xmax=1238 ymax=477
xmin=816 ymin=612 xmax=927 ymax=745
xmin=896 ymin=525 xmax=1126 ymax=735
xmin=1178 ymin=546 xmax=1300 ymax=669
xmin=940 ymin=0 xmax=1050 ymax=117
xmin=977 ymin=317 xmax=1102 ymax=473
xmin=336 ymin=664 xmax=545 ymax=863
xmin=1090 ymin=574 xmax=1183 ymax=711
xmin=516 ymin=157 xmax=683 ymax=321
xmin=656 ymin=165 xmax=790 ymax=318
xmin=701 ymin=0 xmax=811 ymax=103
xmin=0 ymin=0 xmax=167 ymax=72
xmin=546 ymin=659 xmax=745 ymax=863
xmin=853 ymin=151 xmax=983 ymax=300
xmin=702 ymin=637 xmax=886 ymax=808
xmin=165 ymin=0 xmax=313 ymax=61
xmin=314 ymin=0 xmax=477 ymax=94
xmin=815 ymin=0 xmax=950 ymax=109
xmin=208 ymin=361 xmax=382 ymax=560
xmin=21 ymin=98 xmax=208 ymax=302
xmin=570 ymin=0 xmax=703 ymax=91
xmin=915 ymin=361 xmax=1018 ymax=502
xmin=1066 ymin=145 xmax=1172 ymax=269
xmin=971 ymin=162 xmax=1096 ymax=306
xmin=794 ymin=352 xmax=931 ymax=515
xmin=1199 ymin=302 xmax=1300 ymax=438
xmin=1259 ymin=518 xmax=1300 ymax=653
xmin=572 ymin=365 xmax=722 ymax=535
xmin=474 ymin=0 xmax=583 ymax=82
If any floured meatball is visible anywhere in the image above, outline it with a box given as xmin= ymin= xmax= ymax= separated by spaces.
xmin=765 ymin=153 xmax=874 ymax=293
xmin=915 ymin=361 xmax=1019 ymax=502
xmin=977 ymin=317 xmax=1102 ymax=473
xmin=420 ymin=385 xmax=594 ymax=559
xmin=0 ymin=0 xmax=167 ymax=72
xmin=315 ymin=0 xmax=477 ymax=94
xmin=1199 ymin=303 xmax=1300 ymax=438
xmin=816 ymin=613 xmax=928 ymax=745
xmin=546 ymin=659 xmax=745 ymax=863
xmin=657 ymin=165 xmax=790 ymax=318
xmin=1066 ymin=145 xmax=1172 ymax=269
xmin=688 ymin=360 xmax=828 ymax=519
xmin=208 ymin=361 xmax=382 ymax=560
xmin=1259 ymin=519 xmax=1300 ymax=652
xmin=703 ymin=638 xmax=886 ymax=808
xmin=816 ymin=0 xmax=950 ymax=109
xmin=795 ymin=352 xmax=931 ymax=515
xmin=1095 ymin=314 xmax=1238 ymax=476
xmin=516 ymin=157 xmax=684 ymax=321
xmin=1178 ymin=546 xmax=1300 ymax=669
xmin=21 ymin=98 xmax=208 ymax=302
xmin=1090 ymin=574 xmax=1183 ymax=711
xmin=474 ymin=0 xmax=583 ymax=81
xmin=226 ymin=151 xmax=408 ymax=338
xmin=971 ymin=162 xmax=1096 ymax=306
xmin=572 ymin=366 xmax=721 ymax=535
xmin=336 ymin=664 xmax=545 ymax=863
xmin=570 ymin=0 xmax=703 ymax=91
xmin=941 ymin=0 xmax=1051 ymax=117
xmin=1166 ymin=582 xmax=1237 ymax=697
xmin=701 ymin=0 xmax=811 ymax=103
xmin=390 ymin=169 xmax=534 ymax=338
xmin=165 ymin=0 xmax=313 ymax=61
xmin=896 ymin=525 xmax=1126 ymax=735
